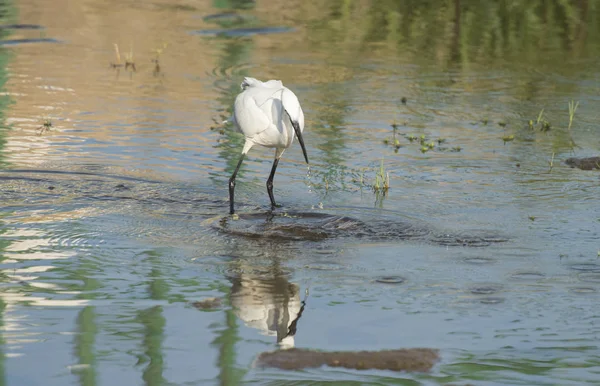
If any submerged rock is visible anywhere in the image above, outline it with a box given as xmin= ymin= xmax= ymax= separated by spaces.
xmin=256 ymin=348 xmax=439 ymax=372
xmin=210 ymin=210 xmax=508 ymax=247
xmin=565 ymin=156 xmax=600 ymax=170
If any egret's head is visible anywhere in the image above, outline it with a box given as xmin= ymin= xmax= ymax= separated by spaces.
xmin=240 ymin=77 xmax=259 ymax=90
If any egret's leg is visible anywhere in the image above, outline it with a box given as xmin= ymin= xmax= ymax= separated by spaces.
xmin=229 ymin=154 xmax=245 ymax=214
xmin=266 ymin=157 xmax=280 ymax=208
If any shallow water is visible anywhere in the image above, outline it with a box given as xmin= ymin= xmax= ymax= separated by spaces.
xmin=1 ymin=0 xmax=600 ymax=385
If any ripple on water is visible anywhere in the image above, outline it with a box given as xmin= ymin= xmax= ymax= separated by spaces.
xmin=510 ymin=272 xmax=546 ymax=281
xmin=463 ymin=256 xmax=496 ymax=265
xmin=479 ymin=297 xmax=505 ymax=305
xmin=569 ymin=263 xmax=600 ymax=272
xmin=207 ymin=211 xmax=367 ymax=242
xmin=568 ymin=287 xmax=597 ymax=294
xmin=577 ymin=272 xmax=600 ymax=283
xmin=470 ymin=284 xmax=503 ymax=295
xmin=304 ymin=262 xmax=347 ymax=271
xmin=375 ymin=276 xmax=406 ymax=285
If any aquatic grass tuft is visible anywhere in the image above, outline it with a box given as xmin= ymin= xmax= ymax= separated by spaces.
xmin=152 ymin=41 xmax=168 ymax=76
xmin=110 ymin=43 xmax=136 ymax=75
xmin=502 ymin=134 xmax=514 ymax=144
xmin=36 ymin=118 xmax=52 ymax=135
xmin=568 ymin=100 xmax=579 ymax=131
xmin=373 ymin=158 xmax=389 ymax=194
xmin=547 ymin=152 xmax=555 ymax=173
xmin=536 ymin=108 xmax=545 ymax=125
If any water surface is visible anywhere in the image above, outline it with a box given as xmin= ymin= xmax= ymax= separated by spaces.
xmin=1 ymin=0 xmax=600 ymax=385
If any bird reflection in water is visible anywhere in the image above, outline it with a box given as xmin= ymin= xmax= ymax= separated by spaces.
xmin=229 ymin=270 xmax=308 ymax=349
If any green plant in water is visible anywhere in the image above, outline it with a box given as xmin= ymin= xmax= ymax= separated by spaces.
xmin=152 ymin=41 xmax=168 ymax=76
xmin=36 ymin=118 xmax=52 ymax=135
xmin=548 ymin=152 xmax=555 ymax=173
xmin=568 ymin=100 xmax=579 ymax=131
xmin=502 ymin=134 xmax=514 ymax=144
xmin=536 ymin=108 xmax=545 ymax=125
xmin=373 ymin=159 xmax=389 ymax=194
xmin=407 ymin=134 xmax=417 ymax=142
xmin=451 ymin=146 xmax=462 ymax=152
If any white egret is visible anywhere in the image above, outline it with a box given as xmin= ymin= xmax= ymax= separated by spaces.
xmin=229 ymin=77 xmax=309 ymax=214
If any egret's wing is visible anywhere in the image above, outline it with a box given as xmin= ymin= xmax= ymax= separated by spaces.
xmin=233 ymin=89 xmax=273 ymax=139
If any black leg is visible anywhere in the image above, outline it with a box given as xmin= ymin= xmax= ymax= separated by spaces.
xmin=266 ymin=158 xmax=280 ymax=208
xmin=229 ymin=154 xmax=245 ymax=214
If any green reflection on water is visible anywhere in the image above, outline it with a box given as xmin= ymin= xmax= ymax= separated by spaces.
xmin=309 ymin=0 xmax=600 ymax=67
xmin=139 ymin=249 xmax=169 ymax=386
xmin=0 ymin=0 xmax=14 ymax=169
xmin=75 ymin=307 xmax=97 ymax=386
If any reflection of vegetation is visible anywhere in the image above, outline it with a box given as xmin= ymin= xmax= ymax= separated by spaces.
xmin=138 ymin=250 xmax=169 ymax=386
xmin=308 ymin=0 xmax=600 ymax=66
xmin=312 ymin=84 xmax=351 ymax=166
xmin=214 ymin=308 xmax=245 ymax=386
xmin=75 ymin=307 xmax=97 ymax=386
xmin=0 ymin=1 xmax=14 ymax=168
xmin=138 ymin=306 xmax=166 ymax=386
xmin=0 ymin=298 xmax=5 ymax=386
xmin=209 ymin=0 xmax=257 ymax=182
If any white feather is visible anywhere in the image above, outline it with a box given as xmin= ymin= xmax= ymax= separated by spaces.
xmin=233 ymin=77 xmax=305 ymax=156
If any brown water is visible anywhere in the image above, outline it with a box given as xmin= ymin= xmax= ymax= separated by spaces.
xmin=1 ymin=0 xmax=600 ymax=385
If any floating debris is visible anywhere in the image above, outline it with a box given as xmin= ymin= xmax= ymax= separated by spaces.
xmin=191 ymin=297 xmax=222 ymax=310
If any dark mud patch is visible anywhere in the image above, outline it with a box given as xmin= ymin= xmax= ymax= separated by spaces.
xmin=255 ymin=348 xmax=439 ymax=372
xmin=565 ymin=156 xmax=600 ymax=170
xmin=211 ymin=210 xmax=509 ymax=247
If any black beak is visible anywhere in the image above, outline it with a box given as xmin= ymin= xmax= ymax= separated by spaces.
xmin=291 ymin=120 xmax=309 ymax=165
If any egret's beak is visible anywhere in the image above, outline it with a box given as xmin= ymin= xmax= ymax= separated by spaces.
xmin=291 ymin=121 xmax=309 ymax=164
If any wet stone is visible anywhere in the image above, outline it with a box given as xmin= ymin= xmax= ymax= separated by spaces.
xmin=565 ymin=156 xmax=600 ymax=170
xmin=256 ymin=348 xmax=439 ymax=372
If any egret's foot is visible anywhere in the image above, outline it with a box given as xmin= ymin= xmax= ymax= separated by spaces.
xmin=231 ymin=213 xmax=240 ymax=220
xmin=271 ymin=203 xmax=283 ymax=209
